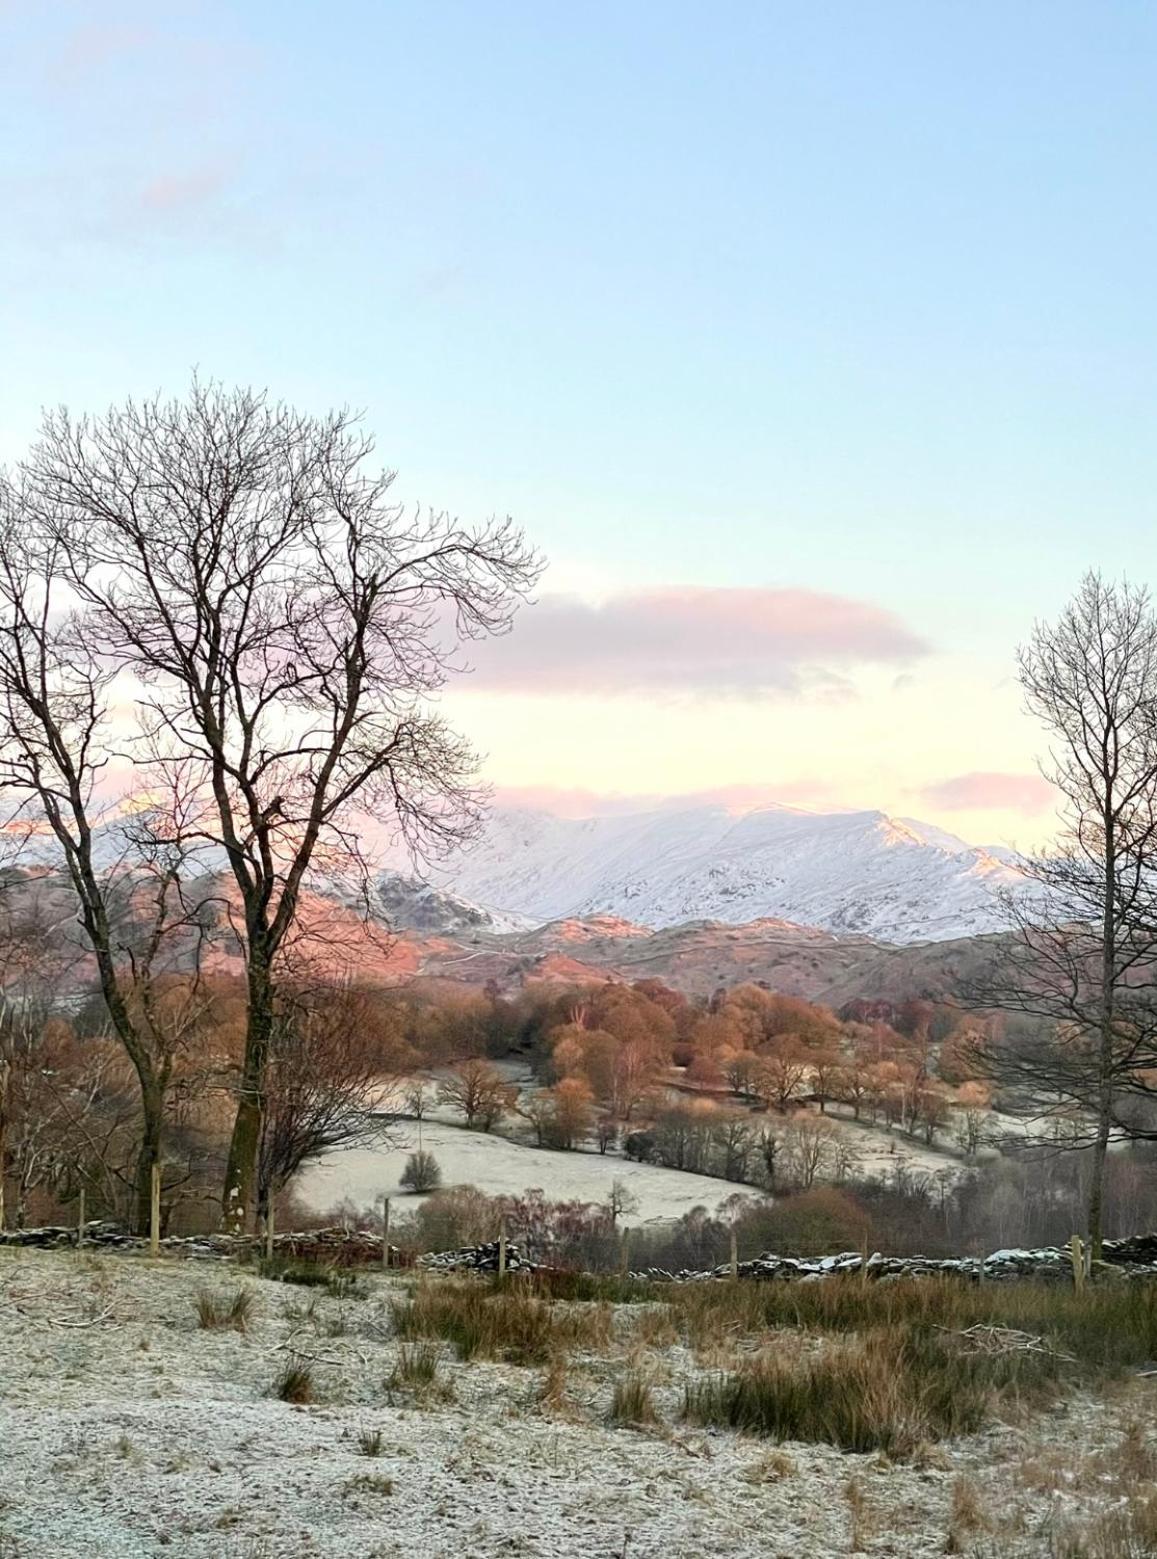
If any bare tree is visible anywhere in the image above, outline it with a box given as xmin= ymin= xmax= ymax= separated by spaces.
xmin=971 ymin=574 xmax=1157 ymax=1255
xmin=11 ymin=381 xmax=540 ymax=1229
xmin=437 ymin=1057 xmax=516 ymax=1132
xmin=256 ymin=983 xmax=395 ymax=1228
xmin=0 ymin=492 xmax=223 ymax=1232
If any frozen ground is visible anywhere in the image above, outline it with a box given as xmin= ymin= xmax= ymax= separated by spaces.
xmin=296 ymin=1118 xmax=761 ymax=1225
xmin=0 ymin=1250 xmax=1151 ymax=1558
xmin=320 ymin=1067 xmax=977 ymax=1231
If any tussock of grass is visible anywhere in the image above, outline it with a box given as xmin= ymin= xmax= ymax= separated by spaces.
xmin=344 ymin=1473 xmax=394 ymax=1497
xmin=1050 ymin=1490 xmax=1157 ymax=1559
xmin=667 ymin=1276 xmax=1157 ymax=1372
xmin=356 ymin=1427 xmax=384 ymax=1457
xmin=521 ymin=1271 xmax=656 ymax=1305
xmin=389 ymin=1342 xmax=443 ymax=1390
xmin=195 ymin=1287 xmax=254 ymax=1332
xmin=609 ymin=1371 xmax=658 ymax=1427
xmin=683 ymin=1325 xmax=1062 ymax=1456
xmin=392 ymin=1281 xmax=611 ymax=1365
xmin=537 ymin=1350 xmax=574 ymax=1417
xmin=258 ymin=1257 xmax=367 ymax=1300
xmin=271 ymin=1359 xmax=314 ymax=1404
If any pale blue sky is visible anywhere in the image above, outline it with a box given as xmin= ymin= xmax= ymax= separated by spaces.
xmin=1 ymin=2 xmax=1154 ymax=840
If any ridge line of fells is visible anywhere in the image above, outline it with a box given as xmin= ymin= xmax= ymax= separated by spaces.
xmin=3 ymin=1223 xmax=1157 ymax=1282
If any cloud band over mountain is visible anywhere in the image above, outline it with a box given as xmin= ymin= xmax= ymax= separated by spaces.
xmin=463 ymin=586 xmax=927 ymax=696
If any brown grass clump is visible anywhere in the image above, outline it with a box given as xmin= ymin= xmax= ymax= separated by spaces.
xmin=271 ymin=1358 xmax=314 ymax=1404
xmin=627 ymin=1304 xmax=679 ymax=1353
xmin=392 ymin=1280 xmax=610 ymax=1365
xmin=195 ymin=1287 xmax=254 ymax=1332
xmin=609 ymin=1371 xmax=659 ymax=1428
xmin=682 ymin=1324 xmax=1061 ymax=1456
xmin=944 ymin=1475 xmax=990 ymax=1552
xmin=537 ymin=1350 xmax=579 ymax=1419
xmin=741 ymin=1448 xmax=796 ymax=1484
xmin=666 ymin=1274 xmax=1157 ymax=1375
xmin=388 ymin=1342 xmax=444 ymax=1394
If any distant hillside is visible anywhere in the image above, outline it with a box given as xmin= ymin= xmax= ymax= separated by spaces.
xmin=416 ymin=912 xmax=1007 ymax=1007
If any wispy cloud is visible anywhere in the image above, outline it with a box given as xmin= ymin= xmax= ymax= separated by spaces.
xmin=916 ymin=771 xmax=1055 ymax=816
xmin=139 ymin=165 xmax=230 ymax=214
xmin=466 ymin=586 xmax=927 ymax=697
xmin=56 ymin=24 xmax=154 ymax=78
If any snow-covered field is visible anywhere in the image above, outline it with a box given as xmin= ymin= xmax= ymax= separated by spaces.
xmin=0 ymin=1249 xmax=1151 ymax=1557
xmin=296 ymin=1118 xmax=761 ymax=1224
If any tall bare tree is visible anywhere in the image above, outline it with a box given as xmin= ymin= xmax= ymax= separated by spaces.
xmin=973 ymin=573 xmax=1157 ymax=1255
xmin=13 ymin=380 xmax=539 ymax=1229
xmin=0 ymin=494 xmax=219 ymax=1232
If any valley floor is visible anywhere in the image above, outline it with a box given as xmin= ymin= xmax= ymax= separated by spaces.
xmin=295 ymin=1115 xmax=761 ymax=1225
xmin=1 ymin=1250 xmax=1154 ymax=1557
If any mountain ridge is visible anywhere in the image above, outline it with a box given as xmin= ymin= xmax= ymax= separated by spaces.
xmin=405 ymin=801 xmax=1032 ymax=944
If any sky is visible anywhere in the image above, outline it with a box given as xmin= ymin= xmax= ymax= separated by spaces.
xmin=2 ymin=2 xmax=1156 ymax=851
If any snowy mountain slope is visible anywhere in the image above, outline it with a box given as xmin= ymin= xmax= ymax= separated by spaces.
xmin=416 ymin=803 xmax=1036 ymax=944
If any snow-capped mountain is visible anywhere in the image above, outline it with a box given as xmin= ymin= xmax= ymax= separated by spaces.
xmin=414 ymin=803 xmax=1034 ymax=944
xmin=371 ymin=872 xmax=534 ymax=936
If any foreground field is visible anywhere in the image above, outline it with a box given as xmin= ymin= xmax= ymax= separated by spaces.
xmin=1 ymin=1251 xmax=1156 ymax=1557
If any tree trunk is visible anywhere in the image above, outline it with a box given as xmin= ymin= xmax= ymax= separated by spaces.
xmin=222 ymin=951 xmax=274 ymax=1233
xmin=134 ymin=1077 xmax=165 ymax=1238
xmin=1089 ymin=813 xmax=1117 ymax=1261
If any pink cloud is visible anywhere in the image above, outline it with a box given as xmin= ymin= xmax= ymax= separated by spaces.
xmin=917 ymin=771 xmax=1056 ymax=816
xmin=466 ymin=586 xmax=927 ymax=697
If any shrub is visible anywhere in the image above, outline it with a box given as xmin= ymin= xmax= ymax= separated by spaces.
xmin=400 ymin=1151 xmax=442 ymax=1194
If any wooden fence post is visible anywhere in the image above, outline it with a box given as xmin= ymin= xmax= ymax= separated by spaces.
xmin=498 ymin=1219 xmax=507 ymax=1279
xmin=264 ymin=1202 xmax=275 ymax=1263
xmin=1070 ymin=1234 xmax=1085 ymax=1293
xmin=619 ymin=1228 xmax=630 ymax=1278
xmin=149 ymin=1163 xmax=161 ymax=1259
xmin=729 ymin=1227 xmax=738 ymax=1281
xmin=77 ymin=1188 xmax=85 ymax=1252
xmin=382 ymin=1196 xmax=391 ymax=1271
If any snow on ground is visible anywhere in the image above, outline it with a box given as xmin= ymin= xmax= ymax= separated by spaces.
xmin=0 ymin=1250 xmax=1150 ymax=1558
xmin=296 ymin=1119 xmax=760 ymax=1225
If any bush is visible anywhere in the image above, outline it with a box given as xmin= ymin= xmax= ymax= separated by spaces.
xmin=400 ymin=1151 xmax=442 ymax=1194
